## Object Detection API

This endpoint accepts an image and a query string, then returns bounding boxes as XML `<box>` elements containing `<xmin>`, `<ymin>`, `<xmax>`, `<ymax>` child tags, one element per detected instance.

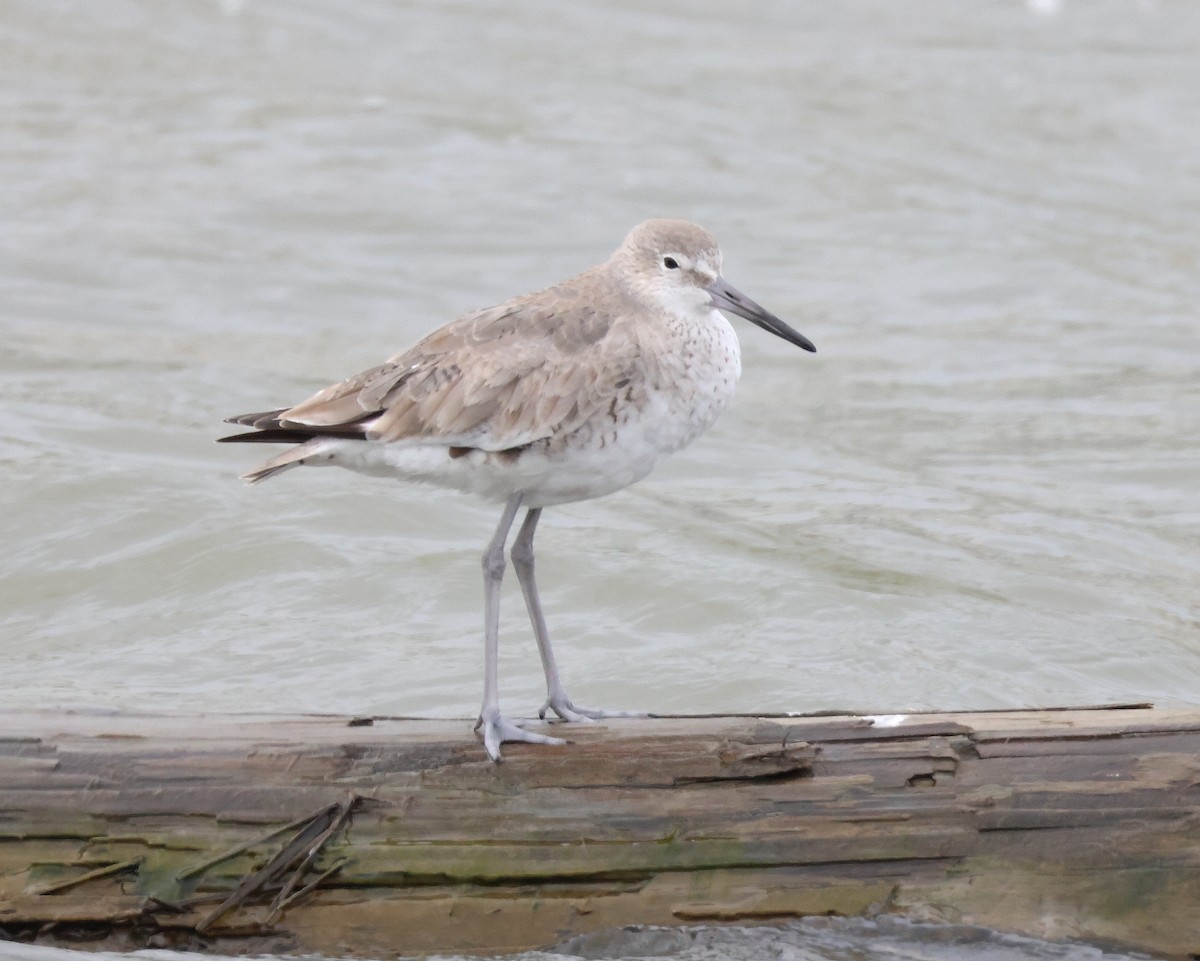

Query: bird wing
<box><xmin>278</xmin><ymin>281</ymin><xmax>643</xmax><ymax>451</ymax></box>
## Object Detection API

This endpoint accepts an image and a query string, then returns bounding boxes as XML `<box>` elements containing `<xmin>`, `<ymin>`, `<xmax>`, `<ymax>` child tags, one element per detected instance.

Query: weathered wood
<box><xmin>0</xmin><ymin>706</ymin><xmax>1197</xmax><ymax>958</ymax></box>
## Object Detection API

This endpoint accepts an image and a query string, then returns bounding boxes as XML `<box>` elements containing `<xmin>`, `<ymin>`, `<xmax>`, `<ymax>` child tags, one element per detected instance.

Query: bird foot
<box><xmin>475</xmin><ymin>710</ymin><xmax>567</xmax><ymax>762</ymax></box>
<box><xmin>538</xmin><ymin>695</ymin><xmax>646</xmax><ymax>724</ymax></box>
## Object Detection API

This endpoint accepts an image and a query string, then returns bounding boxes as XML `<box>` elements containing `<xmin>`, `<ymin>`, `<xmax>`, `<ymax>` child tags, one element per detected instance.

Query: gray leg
<box><xmin>511</xmin><ymin>507</ymin><xmax>643</xmax><ymax>723</ymax></box>
<box><xmin>476</xmin><ymin>493</ymin><xmax>566</xmax><ymax>762</ymax></box>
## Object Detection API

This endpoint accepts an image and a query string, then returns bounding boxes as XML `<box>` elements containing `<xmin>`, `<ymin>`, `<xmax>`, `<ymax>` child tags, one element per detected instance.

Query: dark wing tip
<box><xmin>218</xmin><ymin>429</ymin><xmax>315</xmax><ymax>444</ymax></box>
<box><xmin>225</xmin><ymin>408</ymin><xmax>290</xmax><ymax>429</ymax></box>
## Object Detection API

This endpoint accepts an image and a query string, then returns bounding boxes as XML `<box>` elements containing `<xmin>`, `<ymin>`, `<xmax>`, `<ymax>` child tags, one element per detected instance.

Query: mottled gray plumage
<box><xmin>220</xmin><ymin>219</ymin><xmax>815</xmax><ymax>760</ymax></box>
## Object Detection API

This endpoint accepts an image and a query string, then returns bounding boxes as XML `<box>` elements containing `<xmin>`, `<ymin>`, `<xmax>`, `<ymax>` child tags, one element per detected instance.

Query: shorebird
<box><xmin>220</xmin><ymin>219</ymin><xmax>815</xmax><ymax>761</ymax></box>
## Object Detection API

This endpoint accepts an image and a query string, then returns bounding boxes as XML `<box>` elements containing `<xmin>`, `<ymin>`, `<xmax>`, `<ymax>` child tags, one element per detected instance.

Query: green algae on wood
<box><xmin>0</xmin><ymin>707</ymin><xmax>1198</xmax><ymax>958</ymax></box>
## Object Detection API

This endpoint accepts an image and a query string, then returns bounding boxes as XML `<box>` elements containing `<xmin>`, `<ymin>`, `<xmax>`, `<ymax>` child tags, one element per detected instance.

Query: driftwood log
<box><xmin>0</xmin><ymin>705</ymin><xmax>1198</xmax><ymax>957</ymax></box>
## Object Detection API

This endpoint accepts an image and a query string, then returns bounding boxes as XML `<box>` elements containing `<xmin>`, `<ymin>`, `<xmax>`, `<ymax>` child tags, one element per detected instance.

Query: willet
<box><xmin>220</xmin><ymin>219</ymin><xmax>816</xmax><ymax>761</ymax></box>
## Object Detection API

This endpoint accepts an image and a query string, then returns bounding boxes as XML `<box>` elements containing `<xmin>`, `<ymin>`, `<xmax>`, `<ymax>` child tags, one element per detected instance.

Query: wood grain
<box><xmin>0</xmin><ymin>706</ymin><xmax>1197</xmax><ymax>957</ymax></box>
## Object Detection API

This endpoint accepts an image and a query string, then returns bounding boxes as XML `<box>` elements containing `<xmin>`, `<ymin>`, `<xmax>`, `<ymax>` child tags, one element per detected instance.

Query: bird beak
<box><xmin>706</xmin><ymin>277</ymin><xmax>816</xmax><ymax>353</ymax></box>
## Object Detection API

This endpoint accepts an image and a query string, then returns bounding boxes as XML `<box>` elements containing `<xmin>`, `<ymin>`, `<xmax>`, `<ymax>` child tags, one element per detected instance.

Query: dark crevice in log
<box><xmin>673</xmin><ymin>767</ymin><xmax>815</xmax><ymax>787</ymax></box>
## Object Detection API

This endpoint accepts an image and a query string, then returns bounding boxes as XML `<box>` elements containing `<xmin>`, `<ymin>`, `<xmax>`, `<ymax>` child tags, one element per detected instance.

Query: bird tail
<box><xmin>219</xmin><ymin>408</ymin><xmax>371</xmax><ymax>483</ymax></box>
<box><xmin>237</xmin><ymin>441</ymin><xmax>323</xmax><ymax>484</ymax></box>
<box><xmin>218</xmin><ymin>418</ymin><xmax>327</xmax><ymax>483</ymax></box>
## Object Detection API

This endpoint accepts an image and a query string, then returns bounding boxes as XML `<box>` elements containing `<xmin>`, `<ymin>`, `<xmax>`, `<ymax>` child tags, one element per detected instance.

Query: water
<box><xmin>1</xmin><ymin>0</ymin><xmax>1198</xmax><ymax>958</ymax></box>
<box><xmin>0</xmin><ymin>919</ymin><xmax>1156</xmax><ymax>961</ymax></box>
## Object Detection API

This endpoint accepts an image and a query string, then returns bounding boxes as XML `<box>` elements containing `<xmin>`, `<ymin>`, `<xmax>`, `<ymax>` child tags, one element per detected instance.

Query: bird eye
<box><xmin>662</xmin><ymin>257</ymin><xmax>679</xmax><ymax>270</ymax></box>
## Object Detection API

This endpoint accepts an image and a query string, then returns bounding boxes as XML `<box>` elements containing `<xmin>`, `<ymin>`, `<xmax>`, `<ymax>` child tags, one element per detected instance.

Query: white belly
<box><xmin>309</xmin><ymin>310</ymin><xmax>743</xmax><ymax>508</ymax></box>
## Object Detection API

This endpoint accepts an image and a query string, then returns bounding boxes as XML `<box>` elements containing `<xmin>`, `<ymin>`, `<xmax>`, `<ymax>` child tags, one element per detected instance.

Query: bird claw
<box><xmin>538</xmin><ymin>696</ymin><xmax>645</xmax><ymax>724</ymax></box>
<box><xmin>475</xmin><ymin>711</ymin><xmax>567</xmax><ymax>762</ymax></box>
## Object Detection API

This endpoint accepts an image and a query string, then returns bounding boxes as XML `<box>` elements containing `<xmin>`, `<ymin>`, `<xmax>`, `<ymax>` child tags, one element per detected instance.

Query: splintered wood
<box><xmin>0</xmin><ymin>707</ymin><xmax>1197</xmax><ymax>957</ymax></box>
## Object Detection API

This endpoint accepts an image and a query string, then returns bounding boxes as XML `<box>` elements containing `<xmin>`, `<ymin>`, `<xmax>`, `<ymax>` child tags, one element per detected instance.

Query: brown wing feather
<box><xmin>277</xmin><ymin>272</ymin><xmax>642</xmax><ymax>451</ymax></box>
<box><xmin>278</xmin><ymin>362</ymin><xmax>414</xmax><ymax>427</ymax></box>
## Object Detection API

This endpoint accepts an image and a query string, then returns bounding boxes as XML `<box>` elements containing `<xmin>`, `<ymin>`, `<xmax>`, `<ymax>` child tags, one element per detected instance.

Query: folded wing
<box><xmin>221</xmin><ymin>282</ymin><xmax>642</xmax><ymax>462</ymax></box>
